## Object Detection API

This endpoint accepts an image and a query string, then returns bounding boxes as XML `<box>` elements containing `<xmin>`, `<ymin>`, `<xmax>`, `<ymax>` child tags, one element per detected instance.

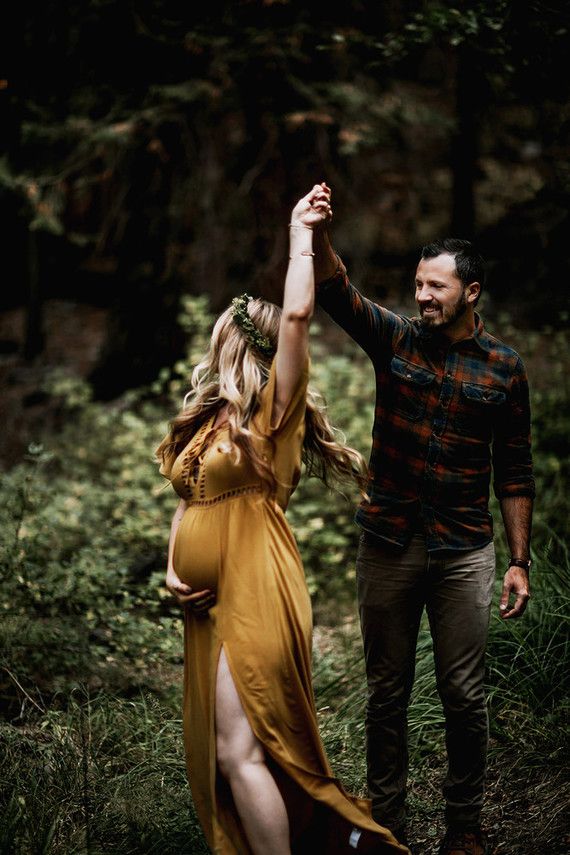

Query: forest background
<box><xmin>1</xmin><ymin>2</ymin><xmax>569</xmax><ymax>853</ymax></box>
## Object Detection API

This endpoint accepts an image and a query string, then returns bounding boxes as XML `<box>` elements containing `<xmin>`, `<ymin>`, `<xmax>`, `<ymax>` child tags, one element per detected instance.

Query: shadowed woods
<box><xmin>1</xmin><ymin>2</ymin><xmax>570</xmax><ymax>853</ymax></box>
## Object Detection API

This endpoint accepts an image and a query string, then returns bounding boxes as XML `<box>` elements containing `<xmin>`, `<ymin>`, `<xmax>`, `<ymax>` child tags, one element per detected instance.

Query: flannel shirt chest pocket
<box><xmin>389</xmin><ymin>355</ymin><xmax>436</xmax><ymax>421</ymax></box>
<box><xmin>454</xmin><ymin>381</ymin><xmax>506</xmax><ymax>441</ymax></box>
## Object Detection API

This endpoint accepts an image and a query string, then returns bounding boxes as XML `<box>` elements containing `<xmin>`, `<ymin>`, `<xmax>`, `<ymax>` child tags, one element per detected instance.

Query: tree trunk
<box><xmin>451</xmin><ymin>45</ymin><xmax>479</xmax><ymax>238</ymax></box>
<box><xmin>88</xmin><ymin>140</ymin><xmax>185</xmax><ymax>399</ymax></box>
<box><xmin>24</xmin><ymin>230</ymin><xmax>44</xmax><ymax>360</ymax></box>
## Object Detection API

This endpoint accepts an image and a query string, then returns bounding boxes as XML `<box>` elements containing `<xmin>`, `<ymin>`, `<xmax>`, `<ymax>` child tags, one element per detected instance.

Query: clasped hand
<box><xmin>290</xmin><ymin>182</ymin><xmax>332</xmax><ymax>228</ymax></box>
<box><xmin>165</xmin><ymin>568</ymin><xmax>216</xmax><ymax>618</ymax></box>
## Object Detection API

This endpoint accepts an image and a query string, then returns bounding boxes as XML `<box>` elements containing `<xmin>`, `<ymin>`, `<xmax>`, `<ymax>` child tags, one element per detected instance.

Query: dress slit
<box><xmin>212</xmin><ymin>640</ymin><xmax>270</xmax><ymax>854</ymax></box>
<box><xmin>213</xmin><ymin>640</ymin><xmax>315</xmax><ymax>854</ymax></box>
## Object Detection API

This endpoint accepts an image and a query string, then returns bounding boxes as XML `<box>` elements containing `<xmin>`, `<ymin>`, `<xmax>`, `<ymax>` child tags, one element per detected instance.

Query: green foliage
<box><xmin>0</xmin><ymin>690</ymin><xmax>208</xmax><ymax>854</ymax></box>
<box><xmin>288</xmin><ymin>331</ymin><xmax>375</xmax><ymax>611</ymax></box>
<box><xmin>312</xmin><ymin>552</ymin><xmax>570</xmax><ymax>764</ymax></box>
<box><xmin>0</xmin><ymin>405</ymin><xmax>185</xmax><ymax>699</ymax></box>
<box><xmin>0</xmin><ymin>298</ymin><xmax>568</xmax><ymax>852</ymax></box>
<box><xmin>10</xmin><ymin>0</ymin><xmax>569</xmax><ymax>250</ymax></box>
<box><xmin>373</xmin><ymin>1</ymin><xmax>509</xmax><ymax>59</ymax></box>
<box><xmin>1</xmin><ymin>301</ymin><xmax>568</xmax><ymax>692</ymax></box>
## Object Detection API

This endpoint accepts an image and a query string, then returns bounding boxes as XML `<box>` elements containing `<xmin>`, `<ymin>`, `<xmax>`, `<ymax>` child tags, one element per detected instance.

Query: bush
<box><xmin>0</xmin><ymin>690</ymin><xmax>207</xmax><ymax>854</ymax></box>
<box><xmin>0</xmin><ymin>297</ymin><xmax>568</xmax><ymax>853</ymax></box>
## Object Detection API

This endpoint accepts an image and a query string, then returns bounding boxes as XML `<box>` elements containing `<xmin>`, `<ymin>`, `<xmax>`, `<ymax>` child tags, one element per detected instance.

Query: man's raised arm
<box><xmin>312</xmin><ymin>202</ymin><xmax>404</xmax><ymax>358</ymax></box>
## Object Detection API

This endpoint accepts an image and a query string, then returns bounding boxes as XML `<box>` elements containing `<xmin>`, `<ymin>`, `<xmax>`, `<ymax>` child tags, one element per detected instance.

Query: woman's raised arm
<box><xmin>271</xmin><ymin>183</ymin><xmax>332</xmax><ymax>426</ymax></box>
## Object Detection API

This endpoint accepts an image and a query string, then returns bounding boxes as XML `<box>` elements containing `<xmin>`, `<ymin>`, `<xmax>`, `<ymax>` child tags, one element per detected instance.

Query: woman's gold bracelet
<box><xmin>289</xmin><ymin>251</ymin><xmax>315</xmax><ymax>259</ymax></box>
<box><xmin>288</xmin><ymin>223</ymin><xmax>314</xmax><ymax>230</ymax></box>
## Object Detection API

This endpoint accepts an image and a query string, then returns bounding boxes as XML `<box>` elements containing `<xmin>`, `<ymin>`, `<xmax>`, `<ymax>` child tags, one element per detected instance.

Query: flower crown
<box><xmin>231</xmin><ymin>293</ymin><xmax>276</xmax><ymax>357</ymax></box>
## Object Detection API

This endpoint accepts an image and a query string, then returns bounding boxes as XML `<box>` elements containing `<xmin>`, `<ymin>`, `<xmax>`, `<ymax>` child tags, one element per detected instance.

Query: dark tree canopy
<box><xmin>3</xmin><ymin>0</ymin><xmax>570</xmax><ymax>395</ymax></box>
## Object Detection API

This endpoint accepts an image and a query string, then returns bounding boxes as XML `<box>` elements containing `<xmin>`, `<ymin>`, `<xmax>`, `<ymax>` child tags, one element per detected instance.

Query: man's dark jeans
<box><xmin>356</xmin><ymin>531</ymin><xmax>496</xmax><ymax>831</ymax></box>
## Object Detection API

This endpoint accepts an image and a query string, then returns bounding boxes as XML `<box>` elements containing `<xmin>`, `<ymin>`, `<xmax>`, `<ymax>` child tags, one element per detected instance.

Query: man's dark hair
<box><xmin>420</xmin><ymin>238</ymin><xmax>486</xmax><ymax>306</ymax></box>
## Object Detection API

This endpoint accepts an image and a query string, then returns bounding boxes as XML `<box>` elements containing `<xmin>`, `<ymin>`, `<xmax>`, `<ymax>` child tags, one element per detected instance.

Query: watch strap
<box><xmin>509</xmin><ymin>557</ymin><xmax>532</xmax><ymax>571</ymax></box>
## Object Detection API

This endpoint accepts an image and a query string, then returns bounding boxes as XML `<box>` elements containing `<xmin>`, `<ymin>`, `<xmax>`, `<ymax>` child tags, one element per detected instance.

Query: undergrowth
<box><xmin>1</xmin><ymin>297</ymin><xmax>568</xmax><ymax>853</ymax></box>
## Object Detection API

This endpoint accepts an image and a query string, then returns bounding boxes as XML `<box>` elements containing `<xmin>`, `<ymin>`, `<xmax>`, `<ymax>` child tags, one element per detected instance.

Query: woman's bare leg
<box><xmin>215</xmin><ymin>647</ymin><xmax>291</xmax><ymax>855</ymax></box>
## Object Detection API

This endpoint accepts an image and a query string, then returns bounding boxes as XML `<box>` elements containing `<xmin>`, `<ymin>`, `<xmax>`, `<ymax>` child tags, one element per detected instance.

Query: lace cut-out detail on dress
<box><xmin>186</xmin><ymin>484</ymin><xmax>263</xmax><ymax>507</ymax></box>
<box><xmin>181</xmin><ymin>417</ymin><xmax>216</xmax><ymax>499</ymax></box>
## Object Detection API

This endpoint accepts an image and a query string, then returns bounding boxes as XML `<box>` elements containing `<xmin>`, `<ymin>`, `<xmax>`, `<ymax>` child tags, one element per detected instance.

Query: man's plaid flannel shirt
<box><xmin>317</xmin><ymin>262</ymin><xmax>535</xmax><ymax>554</ymax></box>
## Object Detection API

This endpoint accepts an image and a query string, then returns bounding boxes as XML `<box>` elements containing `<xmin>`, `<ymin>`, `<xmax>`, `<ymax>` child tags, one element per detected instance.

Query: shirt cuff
<box><xmin>316</xmin><ymin>253</ymin><xmax>347</xmax><ymax>291</ymax></box>
<box><xmin>494</xmin><ymin>480</ymin><xmax>536</xmax><ymax>500</ymax></box>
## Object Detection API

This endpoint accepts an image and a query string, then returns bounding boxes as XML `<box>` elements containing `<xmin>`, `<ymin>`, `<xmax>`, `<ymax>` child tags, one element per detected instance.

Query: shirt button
<box><xmin>406</xmin><ymin>373</ymin><xmax>412</xmax><ymax>379</ymax></box>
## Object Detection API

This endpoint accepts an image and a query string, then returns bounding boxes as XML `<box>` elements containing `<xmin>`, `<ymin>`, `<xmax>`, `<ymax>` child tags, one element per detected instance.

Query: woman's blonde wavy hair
<box><xmin>155</xmin><ymin>297</ymin><xmax>368</xmax><ymax>495</ymax></box>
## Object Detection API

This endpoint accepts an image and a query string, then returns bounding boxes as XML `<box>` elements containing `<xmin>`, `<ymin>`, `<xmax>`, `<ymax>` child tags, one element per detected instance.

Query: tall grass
<box><xmin>313</xmin><ymin>548</ymin><xmax>569</xmax><ymax>765</ymax></box>
<box><xmin>1</xmin><ymin>306</ymin><xmax>568</xmax><ymax>852</ymax></box>
<box><xmin>0</xmin><ymin>689</ymin><xmax>208</xmax><ymax>855</ymax></box>
<box><xmin>311</xmin><ymin>548</ymin><xmax>569</xmax><ymax>853</ymax></box>
<box><xmin>4</xmin><ymin>549</ymin><xmax>563</xmax><ymax>854</ymax></box>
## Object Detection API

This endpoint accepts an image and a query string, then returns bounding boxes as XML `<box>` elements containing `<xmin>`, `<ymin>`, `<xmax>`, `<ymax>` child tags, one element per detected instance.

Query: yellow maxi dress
<box><xmin>158</xmin><ymin>356</ymin><xmax>407</xmax><ymax>855</ymax></box>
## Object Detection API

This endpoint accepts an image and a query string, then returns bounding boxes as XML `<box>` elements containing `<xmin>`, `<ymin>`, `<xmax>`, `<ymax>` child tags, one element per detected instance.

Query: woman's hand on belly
<box><xmin>165</xmin><ymin>567</ymin><xmax>216</xmax><ymax>618</ymax></box>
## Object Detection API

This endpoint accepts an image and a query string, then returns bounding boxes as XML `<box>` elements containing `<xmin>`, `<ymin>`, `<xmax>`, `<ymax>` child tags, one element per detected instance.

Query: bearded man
<box><xmin>314</xmin><ymin>234</ymin><xmax>535</xmax><ymax>855</ymax></box>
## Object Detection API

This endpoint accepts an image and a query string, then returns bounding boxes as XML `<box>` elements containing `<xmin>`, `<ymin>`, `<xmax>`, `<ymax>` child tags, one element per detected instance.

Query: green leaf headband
<box><xmin>231</xmin><ymin>293</ymin><xmax>276</xmax><ymax>358</ymax></box>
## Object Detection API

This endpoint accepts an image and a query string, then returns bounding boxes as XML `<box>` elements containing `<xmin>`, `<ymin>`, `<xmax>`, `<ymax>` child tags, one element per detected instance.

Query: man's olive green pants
<box><xmin>356</xmin><ymin>530</ymin><xmax>496</xmax><ymax>831</ymax></box>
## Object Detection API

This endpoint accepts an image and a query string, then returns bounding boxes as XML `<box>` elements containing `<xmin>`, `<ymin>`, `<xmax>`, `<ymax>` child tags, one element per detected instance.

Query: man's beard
<box><xmin>419</xmin><ymin>291</ymin><xmax>469</xmax><ymax>331</ymax></box>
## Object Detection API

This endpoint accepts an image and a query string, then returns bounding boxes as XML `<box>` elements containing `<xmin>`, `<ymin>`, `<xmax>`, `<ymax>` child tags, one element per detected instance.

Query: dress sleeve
<box><xmin>254</xmin><ymin>353</ymin><xmax>310</xmax><ymax>438</ymax></box>
<box><xmin>155</xmin><ymin>434</ymin><xmax>177</xmax><ymax>480</ymax></box>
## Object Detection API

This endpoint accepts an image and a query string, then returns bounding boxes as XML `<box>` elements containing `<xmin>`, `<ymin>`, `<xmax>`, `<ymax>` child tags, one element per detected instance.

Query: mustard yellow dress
<box><xmin>158</xmin><ymin>357</ymin><xmax>406</xmax><ymax>855</ymax></box>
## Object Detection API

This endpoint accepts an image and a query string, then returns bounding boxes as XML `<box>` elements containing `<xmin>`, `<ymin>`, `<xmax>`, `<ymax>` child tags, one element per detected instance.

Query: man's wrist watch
<box><xmin>509</xmin><ymin>557</ymin><xmax>532</xmax><ymax>572</ymax></box>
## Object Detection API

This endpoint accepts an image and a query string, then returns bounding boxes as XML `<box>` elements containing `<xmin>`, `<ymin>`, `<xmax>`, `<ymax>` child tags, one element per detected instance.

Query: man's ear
<box><xmin>466</xmin><ymin>281</ymin><xmax>481</xmax><ymax>304</ymax></box>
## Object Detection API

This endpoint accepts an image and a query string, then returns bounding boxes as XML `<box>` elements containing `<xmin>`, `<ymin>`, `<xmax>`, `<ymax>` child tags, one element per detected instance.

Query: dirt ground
<box><xmin>405</xmin><ymin>749</ymin><xmax>568</xmax><ymax>854</ymax></box>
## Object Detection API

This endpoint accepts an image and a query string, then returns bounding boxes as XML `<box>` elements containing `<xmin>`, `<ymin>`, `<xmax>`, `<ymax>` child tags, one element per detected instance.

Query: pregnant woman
<box><xmin>155</xmin><ymin>184</ymin><xmax>407</xmax><ymax>855</ymax></box>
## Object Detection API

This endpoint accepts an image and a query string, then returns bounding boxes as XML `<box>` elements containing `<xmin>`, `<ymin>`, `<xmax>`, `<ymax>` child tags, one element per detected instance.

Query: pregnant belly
<box><xmin>173</xmin><ymin>509</ymin><xmax>220</xmax><ymax>592</ymax></box>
